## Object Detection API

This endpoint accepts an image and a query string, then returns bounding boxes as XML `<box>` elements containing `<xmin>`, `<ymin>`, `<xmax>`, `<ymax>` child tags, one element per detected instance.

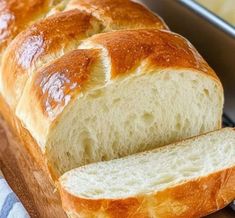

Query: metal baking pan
<box><xmin>139</xmin><ymin>0</ymin><xmax>235</xmax><ymax>123</ymax></box>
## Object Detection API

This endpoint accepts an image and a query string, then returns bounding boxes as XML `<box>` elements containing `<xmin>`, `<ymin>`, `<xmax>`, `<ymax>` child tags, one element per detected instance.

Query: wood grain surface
<box><xmin>0</xmin><ymin>117</ymin><xmax>234</xmax><ymax>218</ymax></box>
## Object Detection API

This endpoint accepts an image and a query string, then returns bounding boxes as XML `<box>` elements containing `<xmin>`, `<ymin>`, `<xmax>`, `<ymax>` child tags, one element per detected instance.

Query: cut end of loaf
<box><xmin>59</xmin><ymin>128</ymin><xmax>235</xmax><ymax>218</ymax></box>
<box><xmin>47</xmin><ymin>68</ymin><xmax>223</xmax><ymax>175</ymax></box>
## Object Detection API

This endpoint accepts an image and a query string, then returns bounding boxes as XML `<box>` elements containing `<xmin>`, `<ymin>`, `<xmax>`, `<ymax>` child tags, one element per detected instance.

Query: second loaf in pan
<box><xmin>0</xmin><ymin>0</ymin><xmax>223</xmax><ymax>180</ymax></box>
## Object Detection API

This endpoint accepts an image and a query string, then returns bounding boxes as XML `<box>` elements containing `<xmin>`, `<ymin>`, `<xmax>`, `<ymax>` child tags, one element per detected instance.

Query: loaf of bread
<box><xmin>0</xmin><ymin>0</ymin><xmax>223</xmax><ymax>179</ymax></box>
<box><xmin>59</xmin><ymin>128</ymin><xmax>235</xmax><ymax>218</ymax></box>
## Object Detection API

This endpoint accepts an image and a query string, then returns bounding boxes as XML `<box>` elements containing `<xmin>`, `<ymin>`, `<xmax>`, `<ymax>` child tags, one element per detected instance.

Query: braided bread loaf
<box><xmin>0</xmin><ymin>0</ymin><xmax>223</xmax><ymax>179</ymax></box>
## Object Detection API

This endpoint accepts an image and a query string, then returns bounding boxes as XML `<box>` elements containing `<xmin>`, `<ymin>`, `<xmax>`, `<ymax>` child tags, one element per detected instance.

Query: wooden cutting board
<box><xmin>0</xmin><ymin>118</ymin><xmax>234</xmax><ymax>218</ymax></box>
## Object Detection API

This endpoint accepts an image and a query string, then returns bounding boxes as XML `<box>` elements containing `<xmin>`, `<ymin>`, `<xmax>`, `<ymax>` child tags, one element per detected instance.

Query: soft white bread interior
<box><xmin>59</xmin><ymin>128</ymin><xmax>235</xmax><ymax>218</ymax></box>
<box><xmin>15</xmin><ymin>29</ymin><xmax>223</xmax><ymax>177</ymax></box>
<box><xmin>44</xmin><ymin>68</ymin><xmax>222</xmax><ymax>176</ymax></box>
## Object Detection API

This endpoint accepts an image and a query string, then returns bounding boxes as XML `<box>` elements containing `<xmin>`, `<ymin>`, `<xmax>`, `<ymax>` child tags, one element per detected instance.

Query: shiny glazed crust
<box><xmin>1</xmin><ymin>9</ymin><xmax>102</xmax><ymax>108</ymax></box>
<box><xmin>0</xmin><ymin>0</ymin><xmax>61</xmax><ymax>55</ymax></box>
<box><xmin>85</xmin><ymin>29</ymin><xmax>219</xmax><ymax>79</ymax></box>
<box><xmin>59</xmin><ymin>165</ymin><xmax>235</xmax><ymax>218</ymax></box>
<box><xmin>66</xmin><ymin>0</ymin><xmax>168</xmax><ymax>31</ymax></box>
<box><xmin>0</xmin><ymin>0</ymin><xmax>167</xmax><ymax>109</ymax></box>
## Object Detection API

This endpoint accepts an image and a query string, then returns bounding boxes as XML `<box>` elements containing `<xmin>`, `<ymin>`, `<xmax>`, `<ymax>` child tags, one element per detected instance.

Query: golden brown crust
<box><xmin>66</xmin><ymin>0</ymin><xmax>168</xmax><ymax>31</ymax></box>
<box><xmin>1</xmin><ymin>9</ymin><xmax>101</xmax><ymax>108</ymax></box>
<box><xmin>0</xmin><ymin>0</ymin><xmax>168</xmax><ymax>110</ymax></box>
<box><xmin>59</xmin><ymin>166</ymin><xmax>235</xmax><ymax>218</ymax></box>
<box><xmin>31</xmin><ymin>49</ymin><xmax>101</xmax><ymax>120</ymax></box>
<box><xmin>0</xmin><ymin>0</ymin><xmax>60</xmax><ymax>54</ymax></box>
<box><xmin>86</xmin><ymin>29</ymin><xmax>220</xmax><ymax>81</ymax></box>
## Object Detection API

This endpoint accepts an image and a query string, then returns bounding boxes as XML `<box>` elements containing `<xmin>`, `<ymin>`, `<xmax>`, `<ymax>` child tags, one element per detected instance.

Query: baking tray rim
<box><xmin>178</xmin><ymin>0</ymin><xmax>235</xmax><ymax>38</ymax></box>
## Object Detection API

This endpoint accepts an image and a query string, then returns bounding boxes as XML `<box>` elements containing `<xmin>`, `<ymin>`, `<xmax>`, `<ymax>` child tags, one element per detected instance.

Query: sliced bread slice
<box><xmin>59</xmin><ymin>128</ymin><xmax>235</xmax><ymax>218</ymax></box>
